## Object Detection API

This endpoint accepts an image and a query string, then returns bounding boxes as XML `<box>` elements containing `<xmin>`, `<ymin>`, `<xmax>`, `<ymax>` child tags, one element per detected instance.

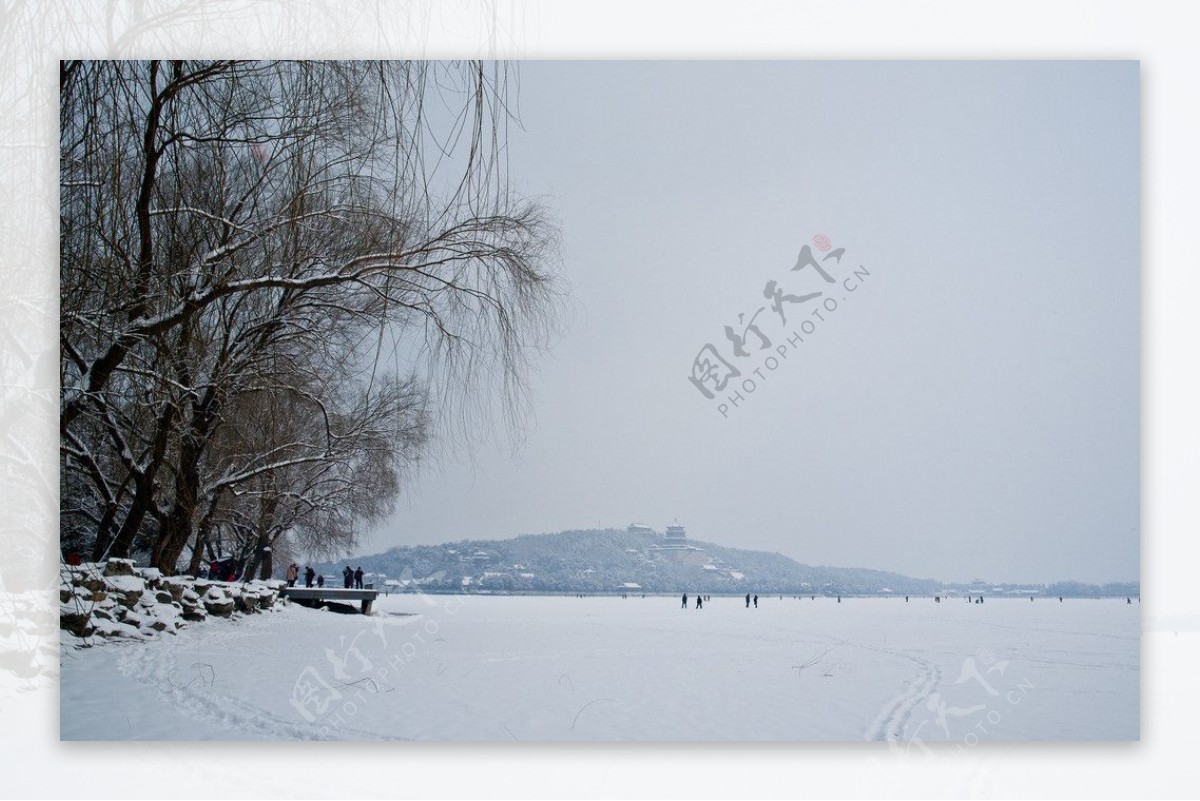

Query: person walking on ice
<box><xmin>682</xmin><ymin>592</ymin><xmax>688</xmax><ymax>609</ymax></box>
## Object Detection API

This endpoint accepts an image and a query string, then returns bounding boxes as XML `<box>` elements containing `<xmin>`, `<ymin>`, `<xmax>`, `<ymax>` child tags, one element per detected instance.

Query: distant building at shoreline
<box><xmin>627</xmin><ymin>521</ymin><xmax>689</xmax><ymax>545</ymax></box>
<box><xmin>637</xmin><ymin>520</ymin><xmax>707</xmax><ymax>566</ymax></box>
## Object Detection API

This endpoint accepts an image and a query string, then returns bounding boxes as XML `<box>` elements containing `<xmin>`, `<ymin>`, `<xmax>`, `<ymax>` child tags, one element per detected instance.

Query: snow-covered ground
<box><xmin>59</xmin><ymin>594</ymin><xmax>1138</xmax><ymax>741</ymax></box>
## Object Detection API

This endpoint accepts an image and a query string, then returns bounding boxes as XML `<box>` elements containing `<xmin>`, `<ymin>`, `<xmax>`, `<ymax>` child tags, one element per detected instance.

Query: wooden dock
<box><xmin>279</xmin><ymin>586</ymin><xmax>379</xmax><ymax>615</ymax></box>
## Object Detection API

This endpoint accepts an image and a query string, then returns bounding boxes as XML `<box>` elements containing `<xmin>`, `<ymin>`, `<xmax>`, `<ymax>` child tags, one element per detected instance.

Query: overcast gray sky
<box><xmin>368</xmin><ymin>61</ymin><xmax>1139</xmax><ymax>585</ymax></box>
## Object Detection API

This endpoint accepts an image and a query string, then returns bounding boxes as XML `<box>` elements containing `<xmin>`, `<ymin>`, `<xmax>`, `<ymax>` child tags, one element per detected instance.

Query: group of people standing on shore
<box><xmin>342</xmin><ymin>565</ymin><xmax>364</xmax><ymax>589</ymax></box>
<box><xmin>285</xmin><ymin>563</ymin><xmax>323</xmax><ymax>588</ymax></box>
<box><xmin>280</xmin><ymin>563</ymin><xmax>371</xmax><ymax>589</ymax></box>
<box><xmin>284</xmin><ymin>563</ymin><xmax>363</xmax><ymax>589</ymax></box>
<box><xmin>681</xmin><ymin>593</ymin><xmax>761</xmax><ymax>609</ymax></box>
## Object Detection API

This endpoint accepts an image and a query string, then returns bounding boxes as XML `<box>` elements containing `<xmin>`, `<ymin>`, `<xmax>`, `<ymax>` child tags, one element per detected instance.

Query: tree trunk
<box><xmin>259</xmin><ymin>543</ymin><xmax>273</xmax><ymax>581</ymax></box>
<box><xmin>186</xmin><ymin>529</ymin><xmax>207</xmax><ymax>577</ymax></box>
<box><xmin>153</xmin><ymin>389</ymin><xmax>218</xmax><ymax>574</ymax></box>
<box><xmin>108</xmin><ymin>475</ymin><xmax>156</xmax><ymax>559</ymax></box>
<box><xmin>90</xmin><ymin>501</ymin><xmax>120</xmax><ymax>562</ymax></box>
<box><xmin>104</xmin><ymin>400</ymin><xmax>176</xmax><ymax>559</ymax></box>
<box><xmin>187</xmin><ymin>489</ymin><xmax>224</xmax><ymax>576</ymax></box>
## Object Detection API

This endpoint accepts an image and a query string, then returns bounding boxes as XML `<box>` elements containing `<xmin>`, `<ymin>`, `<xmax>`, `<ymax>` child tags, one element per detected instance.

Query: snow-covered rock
<box><xmin>123</xmin><ymin>609</ymin><xmax>171</xmax><ymax>632</ymax></box>
<box><xmin>160</xmin><ymin>577</ymin><xmax>187</xmax><ymax>602</ymax></box>
<box><xmin>104</xmin><ymin>575</ymin><xmax>146</xmax><ymax>608</ymax></box>
<box><xmin>203</xmin><ymin>587</ymin><xmax>235</xmax><ymax>617</ymax></box>
<box><xmin>71</xmin><ymin>568</ymin><xmax>106</xmax><ymax>594</ymax></box>
<box><xmin>102</xmin><ymin>558</ymin><xmax>136</xmax><ymax>577</ymax></box>
<box><xmin>134</xmin><ymin>566</ymin><xmax>163</xmax><ymax>586</ymax></box>
<box><xmin>232</xmin><ymin>582</ymin><xmax>279</xmax><ymax>613</ymax></box>
<box><xmin>152</xmin><ymin>603</ymin><xmax>183</xmax><ymax>630</ymax></box>
<box><xmin>59</xmin><ymin>602</ymin><xmax>94</xmax><ymax>638</ymax></box>
<box><xmin>179</xmin><ymin>587</ymin><xmax>206</xmax><ymax>621</ymax></box>
<box><xmin>92</xmin><ymin>617</ymin><xmax>142</xmax><ymax>639</ymax></box>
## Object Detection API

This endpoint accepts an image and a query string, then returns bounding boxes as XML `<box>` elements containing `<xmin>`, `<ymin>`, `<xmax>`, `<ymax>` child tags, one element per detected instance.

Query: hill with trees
<box><xmin>318</xmin><ymin>528</ymin><xmax>1139</xmax><ymax>598</ymax></box>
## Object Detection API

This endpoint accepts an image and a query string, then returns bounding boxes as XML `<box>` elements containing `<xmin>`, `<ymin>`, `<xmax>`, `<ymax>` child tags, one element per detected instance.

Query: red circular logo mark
<box><xmin>813</xmin><ymin>234</ymin><xmax>832</xmax><ymax>252</ymax></box>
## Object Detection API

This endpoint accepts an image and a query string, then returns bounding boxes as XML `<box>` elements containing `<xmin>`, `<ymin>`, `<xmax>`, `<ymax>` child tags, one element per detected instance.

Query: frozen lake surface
<box><xmin>60</xmin><ymin>594</ymin><xmax>1138</xmax><ymax>741</ymax></box>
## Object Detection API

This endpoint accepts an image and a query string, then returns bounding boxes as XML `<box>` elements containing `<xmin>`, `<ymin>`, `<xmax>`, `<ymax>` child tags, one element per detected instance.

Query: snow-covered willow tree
<box><xmin>60</xmin><ymin>60</ymin><xmax>559</xmax><ymax>575</ymax></box>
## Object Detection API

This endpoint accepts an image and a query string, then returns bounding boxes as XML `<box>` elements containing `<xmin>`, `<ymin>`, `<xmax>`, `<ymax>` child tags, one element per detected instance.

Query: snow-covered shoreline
<box><xmin>59</xmin><ymin>558</ymin><xmax>285</xmax><ymax>649</ymax></box>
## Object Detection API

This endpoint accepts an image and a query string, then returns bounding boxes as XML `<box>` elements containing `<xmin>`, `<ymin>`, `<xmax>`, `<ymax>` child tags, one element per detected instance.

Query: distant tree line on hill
<box><xmin>315</xmin><ymin>528</ymin><xmax>1140</xmax><ymax>597</ymax></box>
